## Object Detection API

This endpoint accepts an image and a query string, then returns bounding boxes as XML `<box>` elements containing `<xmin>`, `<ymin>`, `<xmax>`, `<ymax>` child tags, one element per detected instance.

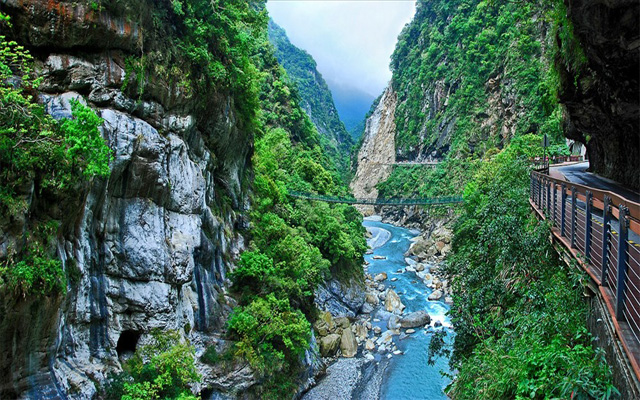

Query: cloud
<box><xmin>267</xmin><ymin>0</ymin><xmax>416</xmax><ymax>98</ymax></box>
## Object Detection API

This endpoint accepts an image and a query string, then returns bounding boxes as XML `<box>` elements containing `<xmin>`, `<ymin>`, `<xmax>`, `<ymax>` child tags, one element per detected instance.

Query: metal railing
<box><xmin>287</xmin><ymin>191</ymin><xmax>464</xmax><ymax>206</ymax></box>
<box><xmin>530</xmin><ymin>171</ymin><xmax>640</xmax><ymax>374</ymax></box>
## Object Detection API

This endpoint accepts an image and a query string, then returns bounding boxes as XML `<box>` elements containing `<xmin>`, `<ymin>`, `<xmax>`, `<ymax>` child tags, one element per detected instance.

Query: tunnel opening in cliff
<box><xmin>116</xmin><ymin>330</ymin><xmax>141</xmax><ymax>357</ymax></box>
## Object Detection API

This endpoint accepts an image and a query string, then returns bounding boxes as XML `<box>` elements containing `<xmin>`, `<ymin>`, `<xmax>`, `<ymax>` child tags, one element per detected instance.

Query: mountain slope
<box><xmin>268</xmin><ymin>20</ymin><xmax>353</xmax><ymax>174</ymax></box>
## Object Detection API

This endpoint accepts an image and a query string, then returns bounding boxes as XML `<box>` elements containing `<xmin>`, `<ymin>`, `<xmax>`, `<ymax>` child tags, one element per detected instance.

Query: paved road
<box><xmin>552</xmin><ymin>162</ymin><xmax>640</xmax><ymax>203</ymax></box>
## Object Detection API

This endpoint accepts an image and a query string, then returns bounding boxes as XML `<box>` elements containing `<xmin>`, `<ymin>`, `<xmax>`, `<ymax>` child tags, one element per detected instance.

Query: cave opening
<box><xmin>116</xmin><ymin>330</ymin><xmax>141</xmax><ymax>357</ymax></box>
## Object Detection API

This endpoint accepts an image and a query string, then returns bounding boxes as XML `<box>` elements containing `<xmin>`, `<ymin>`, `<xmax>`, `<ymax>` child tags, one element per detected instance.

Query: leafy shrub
<box><xmin>227</xmin><ymin>294</ymin><xmax>310</xmax><ymax>374</ymax></box>
<box><xmin>5</xmin><ymin>252</ymin><xmax>65</xmax><ymax>296</ymax></box>
<box><xmin>0</xmin><ymin>12</ymin><xmax>112</xmax><ymax>298</ymax></box>
<box><xmin>105</xmin><ymin>330</ymin><xmax>199</xmax><ymax>400</ymax></box>
<box><xmin>60</xmin><ymin>99</ymin><xmax>111</xmax><ymax>178</ymax></box>
<box><xmin>200</xmin><ymin>345</ymin><xmax>219</xmax><ymax>365</ymax></box>
<box><xmin>1</xmin><ymin>221</ymin><xmax>66</xmax><ymax>296</ymax></box>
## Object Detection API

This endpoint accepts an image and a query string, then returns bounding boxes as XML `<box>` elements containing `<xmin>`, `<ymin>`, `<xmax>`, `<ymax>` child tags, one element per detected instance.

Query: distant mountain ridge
<box><xmin>326</xmin><ymin>79</ymin><xmax>376</xmax><ymax>140</ymax></box>
<box><xmin>268</xmin><ymin>19</ymin><xmax>354</xmax><ymax>172</ymax></box>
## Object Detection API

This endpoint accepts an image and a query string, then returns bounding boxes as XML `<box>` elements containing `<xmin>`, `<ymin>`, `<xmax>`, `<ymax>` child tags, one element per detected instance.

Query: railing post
<box><xmin>552</xmin><ymin>183</ymin><xmax>557</xmax><ymax>226</ymax></box>
<box><xmin>585</xmin><ymin>191</ymin><xmax>593</xmax><ymax>261</ymax></box>
<box><xmin>540</xmin><ymin>177</ymin><xmax>547</xmax><ymax>212</ymax></box>
<box><xmin>615</xmin><ymin>205</ymin><xmax>630</xmax><ymax>320</ymax></box>
<box><xmin>541</xmin><ymin>178</ymin><xmax>544</xmax><ymax>210</ymax></box>
<box><xmin>601</xmin><ymin>196</ymin><xmax>611</xmax><ymax>284</ymax></box>
<box><xmin>561</xmin><ymin>183</ymin><xmax>567</xmax><ymax>237</ymax></box>
<box><xmin>536</xmin><ymin>174</ymin><xmax>540</xmax><ymax>207</ymax></box>
<box><xmin>544</xmin><ymin>179</ymin><xmax>548</xmax><ymax>212</ymax></box>
<box><xmin>570</xmin><ymin>186</ymin><xmax>577</xmax><ymax>248</ymax></box>
<box><xmin>546</xmin><ymin>180</ymin><xmax>551</xmax><ymax>213</ymax></box>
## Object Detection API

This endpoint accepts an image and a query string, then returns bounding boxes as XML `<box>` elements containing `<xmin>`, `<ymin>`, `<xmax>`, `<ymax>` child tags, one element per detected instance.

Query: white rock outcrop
<box><xmin>350</xmin><ymin>87</ymin><xmax>398</xmax><ymax>215</ymax></box>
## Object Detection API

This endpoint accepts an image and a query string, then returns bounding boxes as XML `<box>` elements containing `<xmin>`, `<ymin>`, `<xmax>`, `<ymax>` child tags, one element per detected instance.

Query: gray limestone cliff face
<box><xmin>0</xmin><ymin>3</ymin><xmax>253</xmax><ymax>398</ymax></box>
<box><xmin>350</xmin><ymin>87</ymin><xmax>397</xmax><ymax>215</ymax></box>
<box><xmin>559</xmin><ymin>0</ymin><xmax>639</xmax><ymax>190</ymax></box>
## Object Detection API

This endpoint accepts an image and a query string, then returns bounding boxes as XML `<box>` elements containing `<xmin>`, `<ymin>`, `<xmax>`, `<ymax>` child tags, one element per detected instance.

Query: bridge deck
<box><xmin>287</xmin><ymin>191</ymin><xmax>463</xmax><ymax>206</ymax></box>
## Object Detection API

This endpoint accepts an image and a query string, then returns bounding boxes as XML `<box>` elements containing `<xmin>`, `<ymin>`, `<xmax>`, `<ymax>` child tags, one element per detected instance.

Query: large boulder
<box><xmin>313</xmin><ymin>320</ymin><xmax>331</xmax><ymax>337</ymax></box>
<box><xmin>355</xmin><ymin>323</ymin><xmax>368</xmax><ymax>341</ymax></box>
<box><xmin>399</xmin><ymin>311</ymin><xmax>431</xmax><ymax>328</ymax></box>
<box><xmin>365</xmin><ymin>293</ymin><xmax>380</xmax><ymax>305</ymax></box>
<box><xmin>340</xmin><ymin>328</ymin><xmax>358</xmax><ymax>358</ymax></box>
<box><xmin>315</xmin><ymin>279</ymin><xmax>366</xmax><ymax>318</ymax></box>
<box><xmin>313</xmin><ymin>311</ymin><xmax>335</xmax><ymax>337</ymax></box>
<box><xmin>319</xmin><ymin>334</ymin><xmax>341</xmax><ymax>357</ymax></box>
<box><xmin>385</xmin><ymin>289</ymin><xmax>405</xmax><ymax>314</ymax></box>
<box><xmin>334</xmin><ymin>317</ymin><xmax>351</xmax><ymax>330</ymax></box>
<box><xmin>360</xmin><ymin>302</ymin><xmax>374</xmax><ymax>314</ymax></box>
<box><xmin>387</xmin><ymin>314</ymin><xmax>401</xmax><ymax>330</ymax></box>
<box><xmin>428</xmin><ymin>290</ymin><xmax>443</xmax><ymax>301</ymax></box>
<box><xmin>432</xmin><ymin>226</ymin><xmax>452</xmax><ymax>244</ymax></box>
<box><xmin>374</xmin><ymin>272</ymin><xmax>388</xmax><ymax>282</ymax></box>
<box><xmin>365</xmin><ymin>339</ymin><xmax>375</xmax><ymax>351</ymax></box>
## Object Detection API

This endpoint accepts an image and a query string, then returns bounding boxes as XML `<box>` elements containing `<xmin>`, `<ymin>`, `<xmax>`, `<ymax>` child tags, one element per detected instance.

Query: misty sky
<box><xmin>266</xmin><ymin>1</ymin><xmax>416</xmax><ymax>98</ymax></box>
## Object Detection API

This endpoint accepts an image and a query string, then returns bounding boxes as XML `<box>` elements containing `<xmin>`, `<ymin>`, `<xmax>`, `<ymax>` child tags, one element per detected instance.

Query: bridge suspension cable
<box><xmin>287</xmin><ymin>191</ymin><xmax>463</xmax><ymax>206</ymax></box>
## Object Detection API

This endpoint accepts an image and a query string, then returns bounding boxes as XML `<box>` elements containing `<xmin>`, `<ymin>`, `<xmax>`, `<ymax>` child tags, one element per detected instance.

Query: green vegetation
<box><xmin>268</xmin><ymin>20</ymin><xmax>354</xmax><ymax>178</ymax></box>
<box><xmin>227</xmin><ymin>116</ymin><xmax>366</xmax><ymax>397</ymax></box>
<box><xmin>105</xmin><ymin>330</ymin><xmax>199</xmax><ymax>400</ymax></box>
<box><xmin>0</xmin><ymin>13</ymin><xmax>111</xmax><ymax>297</ymax></box>
<box><xmin>391</xmin><ymin>0</ymin><xmax>564</xmax><ymax>158</ymax></box>
<box><xmin>86</xmin><ymin>0</ymin><xmax>265</xmax><ymax>129</ymax></box>
<box><xmin>200</xmin><ymin>344</ymin><xmax>233</xmax><ymax>366</ymax></box>
<box><xmin>427</xmin><ymin>142</ymin><xmax>615</xmax><ymax>398</ymax></box>
<box><xmin>222</xmin><ymin>14</ymin><xmax>367</xmax><ymax>395</ymax></box>
<box><xmin>372</xmin><ymin>0</ymin><xmax>616</xmax><ymax>396</ymax></box>
<box><xmin>1</xmin><ymin>221</ymin><xmax>66</xmax><ymax>296</ymax></box>
<box><xmin>378</xmin><ymin>0</ymin><xmax>574</xmax><ymax>202</ymax></box>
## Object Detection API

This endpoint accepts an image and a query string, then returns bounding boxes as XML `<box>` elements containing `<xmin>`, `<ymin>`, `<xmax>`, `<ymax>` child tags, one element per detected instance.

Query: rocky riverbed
<box><xmin>302</xmin><ymin>217</ymin><xmax>454</xmax><ymax>399</ymax></box>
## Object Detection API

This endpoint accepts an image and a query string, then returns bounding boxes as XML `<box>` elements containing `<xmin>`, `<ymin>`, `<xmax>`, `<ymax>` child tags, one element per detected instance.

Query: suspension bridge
<box><xmin>287</xmin><ymin>191</ymin><xmax>463</xmax><ymax>206</ymax></box>
<box><xmin>368</xmin><ymin>161</ymin><xmax>441</xmax><ymax>167</ymax></box>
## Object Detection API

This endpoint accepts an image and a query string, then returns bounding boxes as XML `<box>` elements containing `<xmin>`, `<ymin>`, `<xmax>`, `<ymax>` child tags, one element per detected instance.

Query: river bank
<box><xmin>301</xmin><ymin>217</ymin><xmax>454</xmax><ymax>399</ymax></box>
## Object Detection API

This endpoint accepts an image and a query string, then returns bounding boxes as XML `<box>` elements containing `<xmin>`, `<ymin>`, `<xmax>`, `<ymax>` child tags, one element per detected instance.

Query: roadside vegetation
<box><xmin>430</xmin><ymin>141</ymin><xmax>616</xmax><ymax>398</ymax></box>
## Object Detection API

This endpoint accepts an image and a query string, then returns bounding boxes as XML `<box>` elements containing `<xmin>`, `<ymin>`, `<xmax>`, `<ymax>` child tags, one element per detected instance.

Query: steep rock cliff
<box><xmin>390</xmin><ymin>0</ymin><xmax>557</xmax><ymax>162</ymax></box>
<box><xmin>0</xmin><ymin>1</ymin><xmax>252</xmax><ymax>397</ymax></box>
<box><xmin>350</xmin><ymin>87</ymin><xmax>397</xmax><ymax>215</ymax></box>
<box><xmin>558</xmin><ymin>0</ymin><xmax>639</xmax><ymax>189</ymax></box>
